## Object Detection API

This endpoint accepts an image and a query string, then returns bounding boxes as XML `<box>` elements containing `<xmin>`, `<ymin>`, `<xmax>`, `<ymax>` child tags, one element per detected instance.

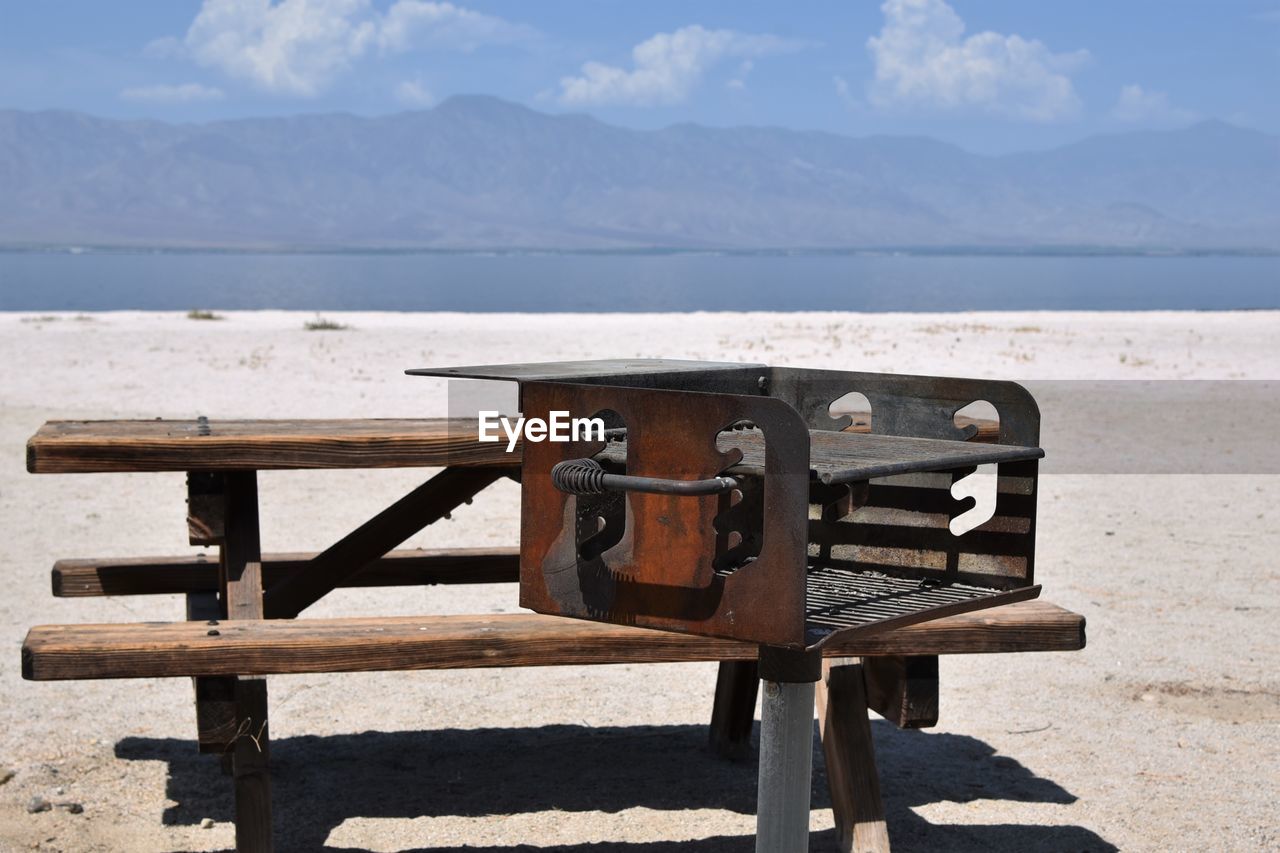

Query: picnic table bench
<box><xmin>22</xmin><ymin>418</ymin><xmax>1085</xmax><ymax>853</ymax></box>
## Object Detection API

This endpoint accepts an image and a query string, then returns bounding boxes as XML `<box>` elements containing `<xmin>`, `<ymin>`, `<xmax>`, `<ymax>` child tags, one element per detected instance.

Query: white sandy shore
<box><xmin>1</xmin><ymin>310</ymin><xmax>1278</xmax><ymax>852</ymax></box>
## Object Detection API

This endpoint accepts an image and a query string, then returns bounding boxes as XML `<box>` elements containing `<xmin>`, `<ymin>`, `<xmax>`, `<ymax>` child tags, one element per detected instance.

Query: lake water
<box><xmin>1</xmin><ymin>251</ymin><xmax>1277</xmax><ymax>312</ymax></box>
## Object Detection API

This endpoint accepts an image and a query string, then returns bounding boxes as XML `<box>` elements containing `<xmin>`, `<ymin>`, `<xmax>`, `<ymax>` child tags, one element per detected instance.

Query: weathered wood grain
<box><xmin>194</xmin><ymin>675</ymin><xmax>239</xmax><ymax>754</ymax></box>
<box><xmin>218</xmin><ymin>474</ymin><xmax>275</xmax><ymax>852</ymax></box>
<box><xmin>52</xmin><ymin>548</ymin><xmax>521</xmax><ymax>597</ymax></box>
<box><xmin>817</xmin><ymin>658</ymin><xmax>891</xmax><ymax>853</ymax></box>
<box><xmin>232</xmin><ymin>677</ymin><xmax>272</xmax><ymax>853</ymax></box>
<box><xmin>222</xmin><ymin>471</ymin><xmax>263</xmax><ymax>622</ymax></box>
<box><xmin>187</xmin><ymin>592</ymin><xmax>238</xmax><ymax>755</ymax></box>
<box><xmin>186</xmin><ymin>472</ymin><xmax>226</xmax><ymax>546</ymax></box>
<box><xmin>708</xmin><ymin>660</ymin><xmax>759</xmax><ymax>760</ymax></box>
<box><xmin>862</xmin><ymin>655</ymin><xmax>940</xmax><ymax>729</ymax></box>
<box><xmin>26</xmin><ymin>418</ymin><xmax>518</xmax><ymax>473</ymax></box>
<box><xmin>22</xmin><ymin>600</ymin><xmax>1084</xmax><ymax>681</ymax></box>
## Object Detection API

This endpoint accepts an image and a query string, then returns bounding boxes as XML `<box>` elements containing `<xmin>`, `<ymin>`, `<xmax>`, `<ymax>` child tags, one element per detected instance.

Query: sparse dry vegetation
<box><xmin>304</xmin><ymin>316</ymin><xmax>350</xmax><ymax>331</ymax></box>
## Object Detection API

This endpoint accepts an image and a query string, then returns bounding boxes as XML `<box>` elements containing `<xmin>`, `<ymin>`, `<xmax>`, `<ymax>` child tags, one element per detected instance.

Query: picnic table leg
<box><xmin>186</xmin><ymin>473</ymin><xmax>239</xmax><ymax>771</ymax></box>
<box><xmin>709</xmin><ymin>660</ymin><xmax>759</xmax><ymax>759</ymax></box>
<box><xmin>816</xmin><ymin>658</ymin><xmax>891</xmax><ymax>853</ymax></box>
<box><xmin>187</xmin><ymin>591</ymin><xmax>237</xmax><ymax>772</ymax></box>
<box><xmin>862</xmin><ymin>655</ymin><xmax>939</xmax><ymax>730</ymax></box>
<box><xmin>233</xmin><ymin>677</ymin><xmax>272</xmax><ymax>853</ymax></box>
<box><xmin>221</xmin><ymin>471</ymin><xmax>273</xmax><ymax>853</ymax></box>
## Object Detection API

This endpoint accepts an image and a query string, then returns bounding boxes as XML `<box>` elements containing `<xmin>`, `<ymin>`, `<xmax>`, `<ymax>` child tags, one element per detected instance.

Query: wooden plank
<box><xmin>708</xmin><ymin>660</ymin><xmax>759</xmax><ymax>760</ymax></box>
<box><xmin>264</xmin><ymin>467</ymin><xmax>505</xmax><ymax>618</ymax></box>
<box><xmin>862</xmin><ymin>655</ymin><xmax>939</xmax><ymax>729</ymax></box>
<box><xmin>21</xmin><ymin>600</ymin><xmax>1085</xmax><ymax>681</ymax></box>
<box><xmin>26</xmin><ymin>418</ymin><xmax>516</xmax><ymax>474</ymax></box>
<box><xmin>52</xmin><ymin>547</ymin><xmax>521</xmax><ymax>597</ymax></box>
<box><xmin>816</xmin><ymin>659</ymin><xmax>891</xmax><ymax>853</ymax></box>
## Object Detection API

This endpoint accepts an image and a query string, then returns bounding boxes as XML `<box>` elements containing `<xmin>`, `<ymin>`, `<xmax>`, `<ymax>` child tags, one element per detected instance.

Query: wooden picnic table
<box><xmin>22</xmin><ymin>417</ymin><xmax>1084</xmax><ymax>853</ymax></box>
<box><xmin>31</xmin><ymin>418</ymin><xmax>517</xmax><ymax>618</ymax></box>
<box><xmin>27</xmin><ymin>418</ymin><xmax>512</xmax><ymax>472</ymax></box>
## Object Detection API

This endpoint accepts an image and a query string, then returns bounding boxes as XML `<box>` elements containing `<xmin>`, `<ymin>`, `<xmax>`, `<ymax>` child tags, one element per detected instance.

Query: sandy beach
<box><xmin>1</xmin><ymin>309</ymin><xmax>1277</xmax><ymax>852</ymax></box>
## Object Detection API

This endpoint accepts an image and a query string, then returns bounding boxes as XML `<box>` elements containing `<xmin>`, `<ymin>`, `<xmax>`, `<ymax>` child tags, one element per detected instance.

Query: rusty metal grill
<box><xmin>410</xmin><ymin>358</ymin><xmax>1058</xmax><ymax>850</ymax></box>
<box><xmin>411</xmin><ymin>359</ymin><xmax>1046</xmax><ymax>651</ymax></box>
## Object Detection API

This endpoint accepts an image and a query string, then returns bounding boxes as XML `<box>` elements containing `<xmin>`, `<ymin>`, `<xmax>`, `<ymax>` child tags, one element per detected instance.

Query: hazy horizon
<box><xmin>4</xmin><ymin>96</ymin><xmax>1277</xmax><ymax>252</ymax></box>
<box><xmin>3</xmin><ymin>95</ymin><xmax>1256</xmax><ymax>159</ymax></box>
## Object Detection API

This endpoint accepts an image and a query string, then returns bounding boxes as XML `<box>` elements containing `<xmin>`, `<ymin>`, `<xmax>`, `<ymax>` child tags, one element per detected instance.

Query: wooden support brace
<box><xmin>264</xmin><ymin>466</ymin><xmax>504</xmax><ymax>619</ymax></box>
<box><xmin>862</xmin><ymin>655</ymin><xmax>939</xmax><ymax>729</ymax></box>
<box><xmin>708</xmin><ymin>660</ymin><xmax>759</xmax><ymax>760</ymax></box>
<box><xmin>816</xmin><ymin>658</ymin><xmax>891</xmax><ymax>853</ymax></box>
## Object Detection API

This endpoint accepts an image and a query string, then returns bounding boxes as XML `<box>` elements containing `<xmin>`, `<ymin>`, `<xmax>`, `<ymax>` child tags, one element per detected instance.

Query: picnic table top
<box><xmin>27</xmin><ymin>415</ymin><xmax>1003</xmax><ymax>475</ymax></box>
<box><xmin>26</xmin><ymin>418</ymin><xmax>513</xmax><ymax>474</ymax></box>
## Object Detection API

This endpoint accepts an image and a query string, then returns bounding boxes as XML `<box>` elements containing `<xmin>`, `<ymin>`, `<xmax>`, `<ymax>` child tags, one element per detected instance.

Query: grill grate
<box><xmin>801</xmin><ymin>563</ymin><xmax>1039</xmax><ymax>643</ymax></box>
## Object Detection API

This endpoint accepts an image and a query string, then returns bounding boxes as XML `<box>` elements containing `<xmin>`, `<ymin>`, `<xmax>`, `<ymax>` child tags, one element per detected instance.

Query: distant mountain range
<box><xmin>1</xmin><ymin>95</ymin><xmax>1277</xmax><ymax>250</ymax></box>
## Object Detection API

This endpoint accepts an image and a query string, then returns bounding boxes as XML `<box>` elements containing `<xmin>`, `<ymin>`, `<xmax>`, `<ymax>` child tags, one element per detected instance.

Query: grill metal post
<box><xmin>756</xmin><ymin>646</ymin><xmax>821</xmax><ymax>853</ymax></box>
<box><xmin>757</xmin><ymin>679</ymin><xmax>815</xmax><ymax>852</ymax></box>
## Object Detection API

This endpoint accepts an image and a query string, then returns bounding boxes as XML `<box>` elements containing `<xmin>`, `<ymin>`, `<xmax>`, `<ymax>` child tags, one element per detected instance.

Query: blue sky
<box><xmin>3</xmin><ymin>0</ymin><xmax>1278</xmax><ymax>152</ymax></box>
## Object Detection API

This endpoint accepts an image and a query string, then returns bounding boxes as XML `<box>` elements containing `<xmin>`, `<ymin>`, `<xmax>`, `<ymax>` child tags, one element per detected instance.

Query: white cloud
<box><xmin>1112</xmin><ymin>84</ymin><xmax>1196</xmax><ymax>124</ymax></box>
<box><xmin>175</xmin><ymin>0</ymin><xmax>530</xmax><ymax>97</ymax></box>
<box><xmin>558</xmin><ymin>25</ymin><xmax>807</xmax><ymax>106</ymax></box>
<box><xmin>377</xmin><ymin>0</ymin><xmax>531</xmax><ymax>53</ymax></box>
<box><xmin>119</xmin><ymin>82</ymin><xmax>226</xmax><ymax>102</ymax></box>
<box><xmin>181</xmin><ymin>0</ymin><xmax>374</xmax><ymax>96</ymax></box>
<box><xmin>395</xmin><ymin>78</ymin><xmax>434</xmax><ymax>106</ymax></box>
<box><xmin>866</xmin><ymin>0</ymin><xmax>1089</xmax><ymax>122</ymax></box>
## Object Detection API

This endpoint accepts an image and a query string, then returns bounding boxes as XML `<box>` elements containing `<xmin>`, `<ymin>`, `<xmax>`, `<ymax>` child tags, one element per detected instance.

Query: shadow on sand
<box><xmin>117</xmin><ymin>720</ymin><xmax>1115</xmax><ymax>852</ymax></box>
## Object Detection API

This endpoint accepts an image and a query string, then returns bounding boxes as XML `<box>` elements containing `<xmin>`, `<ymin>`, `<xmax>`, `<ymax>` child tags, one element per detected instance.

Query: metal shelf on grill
<box><xmin>596</xmin><ymin>427</ymin><xmax>1042</xmax><ymax>485</ymax></box>
<box><xmin>802</xmin><ymin>564</ymin><xmax>1041</xmax><ymax>645</ymax></box>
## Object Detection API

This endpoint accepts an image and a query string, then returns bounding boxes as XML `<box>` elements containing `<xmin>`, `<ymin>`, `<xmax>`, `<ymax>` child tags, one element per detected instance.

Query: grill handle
<box><xmin>551</xmin><ymin>458</ymin><xmax>739</xmax><ymax>497</ymax></box>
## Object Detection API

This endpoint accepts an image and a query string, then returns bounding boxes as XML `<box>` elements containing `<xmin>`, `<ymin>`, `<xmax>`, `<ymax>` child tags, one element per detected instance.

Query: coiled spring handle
<box><xmin>551</xmin><ymin>458</ymin><xmax>739</xmax><ymax>497</ymax></box>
